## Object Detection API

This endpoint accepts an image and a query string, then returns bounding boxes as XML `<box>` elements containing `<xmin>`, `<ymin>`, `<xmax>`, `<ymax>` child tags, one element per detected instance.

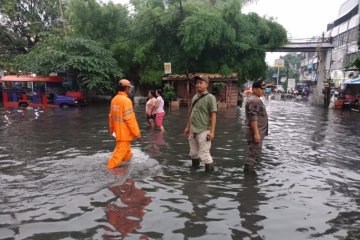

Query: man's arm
<box><xmin>209</xmin><ymin>111</ymin><xmax>216</xmax><ymax>140</ymax></box>
<box><xmin>250</xmin><ymin>120</ymin><xmax>260</xmax><ymax>144</ymax></box>
<box><xmin>184</xmin><ymin>116</ymin><xmax>191</xmax><ymax>137</ymax></box>
<box><xmin>123</xmin><ymin>99</ymin><xmax>141</xmax><ymax>139</ymax></box>
<box><xmin>108</xmin><ymin>101</ymin><xmax>114</xmax><ymax>134</ymax></box>
<box><xmin>184</xmin><ymin>96</ymin><xmax>196</xmax><ymax>137</ymax></box>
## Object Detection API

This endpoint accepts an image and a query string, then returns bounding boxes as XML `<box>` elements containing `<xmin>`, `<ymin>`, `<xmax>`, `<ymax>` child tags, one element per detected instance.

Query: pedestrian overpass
<box><xmin>269</xmin><ymin>37</ymin><xmax>334</xmax><ymax>106</ymax></box>
<box><xmin>273</xmin><ymin>37</ymin><xmax>333</xmax><ymax>52</ymax></box>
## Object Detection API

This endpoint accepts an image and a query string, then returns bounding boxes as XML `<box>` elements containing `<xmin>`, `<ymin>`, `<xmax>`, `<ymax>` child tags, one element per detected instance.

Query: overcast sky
<box><xmin>242</xmin><ymin>0</ymin><xmax>345</xmax><ymax>65</ymax></box>
<box><xmin>106</xmin><ymin>0</ymin><xmax>346</xmax><ymax>65</ymax></box>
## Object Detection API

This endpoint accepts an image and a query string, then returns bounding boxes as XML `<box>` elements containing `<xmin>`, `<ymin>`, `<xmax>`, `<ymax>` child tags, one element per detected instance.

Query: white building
<box><xmin>326</xmin><ymin>0</ymin><xmax>360</xmax><ymax>87</ymax></box>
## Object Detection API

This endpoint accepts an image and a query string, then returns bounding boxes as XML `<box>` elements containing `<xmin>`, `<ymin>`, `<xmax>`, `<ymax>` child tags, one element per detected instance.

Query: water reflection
<box><xmin>143</xmin><ymin>131</ymin><xmax>166</xmax><ymax>158</ymax></box>
<box><xmin>104</xmin><ymin>166</ymin><xmax>152</xmax><ymax>239</ymax></box>
<box><xmin>233</xmin><ymin>175</ymin><xmax>267</xmax><ymax>239</ymax></box>
<box><xmin>178</xmin><ymin>174</ymin><xmax>210</xmax><ymax>238</ymax></box>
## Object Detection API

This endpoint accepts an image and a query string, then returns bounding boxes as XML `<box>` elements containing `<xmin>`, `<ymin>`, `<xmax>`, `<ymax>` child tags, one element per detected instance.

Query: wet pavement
<box><xmin>0</xmin><ymin>99</ymin><xmax>359</xmax><ymax>240</ymax></box>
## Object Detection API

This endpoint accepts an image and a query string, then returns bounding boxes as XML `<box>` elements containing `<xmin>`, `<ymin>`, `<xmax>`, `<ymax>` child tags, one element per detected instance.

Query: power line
<box><xmin>199</xmin><ymin>0</ymin><xmax>221</xmax><ymax>12</ymax></box>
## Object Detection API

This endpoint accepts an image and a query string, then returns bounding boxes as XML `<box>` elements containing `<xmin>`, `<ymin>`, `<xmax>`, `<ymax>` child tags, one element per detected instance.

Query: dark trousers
<box><xmin>244</xmin><ymin>139</ymin><xmax>263</xmax><ymax>166</ymax></box>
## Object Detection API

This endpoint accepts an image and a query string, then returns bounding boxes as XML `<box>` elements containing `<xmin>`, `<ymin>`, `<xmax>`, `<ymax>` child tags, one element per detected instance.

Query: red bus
<box><xmin>0</xmin><ymin>75</ymin><xmax>86</xmax><ymax>108</ymax></box>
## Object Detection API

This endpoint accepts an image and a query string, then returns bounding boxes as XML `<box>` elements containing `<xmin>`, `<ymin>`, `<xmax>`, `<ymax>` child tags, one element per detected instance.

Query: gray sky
<box><xmin>242</xmin><ymin>0</ymin><xmax>345</xmax><ymax>65</ymax></box>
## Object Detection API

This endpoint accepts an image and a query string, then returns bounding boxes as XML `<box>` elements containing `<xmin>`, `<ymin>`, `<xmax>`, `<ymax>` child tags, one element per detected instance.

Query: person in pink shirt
<box><xmin>145</xmin><ymin>90</ymin><xmax>156</xmax><ymax>129</ymax></box>
<box><xmin>152</xmin><ymin>89</ymin><xmax>165</xmax><ymax>132</ymax></box>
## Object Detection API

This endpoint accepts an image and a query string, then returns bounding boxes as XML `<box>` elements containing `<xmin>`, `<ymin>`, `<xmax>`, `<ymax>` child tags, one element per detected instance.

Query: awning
<box><xmin>0</xmin><ymin>75</ymin><xmax>63</xmax><ymax>83</ymax></box>
<box><xmin>350</xmin><ymin>77</ymin><xmax>360</xmax><ymax>83</ymax></box>
<box><xmin>343</xmin><ymin>77</ymin><xmax>360</xmax><ymax>84</ymax></box>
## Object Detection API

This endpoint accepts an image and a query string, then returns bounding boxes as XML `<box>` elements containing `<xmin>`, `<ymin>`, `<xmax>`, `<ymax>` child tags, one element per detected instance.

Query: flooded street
<box><xmin>0</xmin><ymin>99</ymin><xmax>359</xmax><ymax>240</ymax></box>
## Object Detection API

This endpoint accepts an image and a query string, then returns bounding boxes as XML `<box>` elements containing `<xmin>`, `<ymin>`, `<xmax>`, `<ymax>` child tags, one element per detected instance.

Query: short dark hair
<box><xmin>252</xmin><ymin>80</ymin><xmax>265</xmax><ymax>89</ymax></box>
<box><xmin>149</xmin><ymin>90</ymin><xmax>156</xmax><ymax>97</ymax></box>
<box><xmin>156</xmin><ymin>89</ymin><xmax>163</xmax><ymax>97</ymax></box>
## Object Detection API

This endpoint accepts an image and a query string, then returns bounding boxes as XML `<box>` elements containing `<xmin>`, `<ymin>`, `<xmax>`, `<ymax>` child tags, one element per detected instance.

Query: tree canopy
<box><xmin>0</xmin><ymin>0</ymin><xmax>64</xmax><ymax>68</ymax></box>
<box><xmin>1</xmin><ymin>0</ymin><xmax>288</xmax><ymax>92</ymax></box>
<box><xmin>127</xmin><ymin>0</ymin><xmax>287</xmax><ymax>84</ymax></box>
<box><xmin>15</xmin><ymin>36</ymin><xmax>123</xmax><ymax>92</ymax></box>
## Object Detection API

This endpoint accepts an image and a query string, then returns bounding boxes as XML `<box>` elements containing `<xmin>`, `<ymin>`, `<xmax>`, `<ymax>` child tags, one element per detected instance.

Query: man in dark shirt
<box><xmin>244</xmin><ymin>80</ymin><xmax>269</xmax><ymax>174</ymax></box>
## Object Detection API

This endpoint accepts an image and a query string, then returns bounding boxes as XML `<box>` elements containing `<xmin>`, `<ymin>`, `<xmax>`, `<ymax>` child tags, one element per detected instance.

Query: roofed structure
<box><xmin>162</xmin><ymin>73</ymin><xmax>239</xmax><ymax>108</ymax></box>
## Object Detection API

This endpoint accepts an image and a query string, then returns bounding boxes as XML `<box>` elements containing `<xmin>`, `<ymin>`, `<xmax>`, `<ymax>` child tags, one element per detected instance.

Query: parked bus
<box><xmin>0</xmin><ymin>75</ymin><xmax>86</xmax><ymax>108</ymax></box>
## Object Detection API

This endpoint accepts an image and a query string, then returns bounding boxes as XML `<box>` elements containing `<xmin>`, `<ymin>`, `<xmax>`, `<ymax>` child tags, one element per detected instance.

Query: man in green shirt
<box><xmin>184</xmin><ymin>75</ymin><xmax>217</xmax><ymax>172</ymax></box>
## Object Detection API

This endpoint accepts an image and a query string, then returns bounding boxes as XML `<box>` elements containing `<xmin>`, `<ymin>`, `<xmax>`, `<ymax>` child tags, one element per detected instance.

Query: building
<box><xmin>298</xmin><ymin>0</ymin><xmax>360</xmax><ymax>88</ymax></box>
<box><xmin>162</xmin><ymin>73</ymin><xmax>239</xmax><ymax>108</ymax></box>
<box><xmin>326</xmin><ymin>0</ymin><xmax>360</xmax><ymax>87</ymax></box>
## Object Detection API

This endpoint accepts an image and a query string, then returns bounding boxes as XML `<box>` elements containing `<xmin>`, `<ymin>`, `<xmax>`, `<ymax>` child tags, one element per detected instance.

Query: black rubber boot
<box><xmin>205</xmin><ymin>163</ymin><xmax>214</xmax><ymax>172</ymax></box>
<box><xmin>191</xmin><ymin>159</ymin><xmax>200</xmax><ymax>167</ymax></box>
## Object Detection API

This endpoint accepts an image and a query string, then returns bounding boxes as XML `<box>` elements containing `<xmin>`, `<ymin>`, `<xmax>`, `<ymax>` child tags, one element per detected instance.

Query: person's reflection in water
<box><xmin>232</xmin><ymin>175</ymin><xmax>267</xmax><ymax>239</ymax></box>
<box><xmin>144</xmin><ymin>131</ymin><xmax>165</xmax><ymax>158</ymax></box>
<box><xmin>175</xmin><ymin>174</ymin><xmax>210</xmax><ymax>238</ymax></box>
<box><xmin>104</xmin><ymin>166</ymin><xmax>152</xmax><ymax>239</ymax></box>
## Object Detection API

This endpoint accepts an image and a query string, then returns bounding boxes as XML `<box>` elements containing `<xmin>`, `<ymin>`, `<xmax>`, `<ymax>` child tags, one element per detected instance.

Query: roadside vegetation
<box><xmin>0</xmin><ymin>0</ymin><xmax>288</xmax><ymax>94</ymax></box>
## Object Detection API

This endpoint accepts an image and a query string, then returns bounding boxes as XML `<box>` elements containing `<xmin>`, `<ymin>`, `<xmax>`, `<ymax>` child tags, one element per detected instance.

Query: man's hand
<box><xmin>184</xmin><ymin>127</ymin><xmax>190</xmax><ymax>137</ymax></box>
<box><xmin>209</xmin><ymin>132</ymin><xmax>215</xmax><ymax>141</ymax></box>
<box><xmin>135</xmin><ymin>135</ymin><xmax>142</xmax><ymax>141</ymax></box>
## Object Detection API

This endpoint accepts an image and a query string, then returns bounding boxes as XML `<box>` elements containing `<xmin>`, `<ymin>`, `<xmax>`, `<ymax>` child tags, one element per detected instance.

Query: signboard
<box><xmin>164</xmin><ymin>62</ymin><xmax>172</xmax><ymax>74</ymax></box>
<box><xmin>274</xmin><ymin>59</ymin><xmax>285</xmax><ymax>68</ymax></box>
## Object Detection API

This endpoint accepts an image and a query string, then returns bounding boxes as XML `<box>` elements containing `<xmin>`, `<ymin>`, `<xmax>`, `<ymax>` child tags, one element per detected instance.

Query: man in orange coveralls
<box><xmin>107</xmin><ymin>79</ymin><xmax>141</xmax><ymax>169</ymax></box>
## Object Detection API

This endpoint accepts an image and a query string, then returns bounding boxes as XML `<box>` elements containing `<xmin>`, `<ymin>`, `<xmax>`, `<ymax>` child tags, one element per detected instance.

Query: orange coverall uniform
<box><xmin>107</xmin><ymin>91</ymin><xmax>140</xmax><ymax>169</ymax></box>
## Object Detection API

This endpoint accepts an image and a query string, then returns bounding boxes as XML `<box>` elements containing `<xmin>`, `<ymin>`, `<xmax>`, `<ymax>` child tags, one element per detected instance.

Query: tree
<box><xmin>163</xmin><ymin>83</ymin><xmax>176</xmax><ymax>110</ymax></box>
<box><xmin>128</xmin><ymin>0</ymin><xmax>287</xmax><ymax>86</ymax></box>
<box><xmin>65</xmin><ymin>0</ymin><xmax>135</xmax><ymax>82</ymax></box>
<box><xmin>266</xmin><ymin>53</ymin><xmax>300</xmax><ymax>84</ymax></box>
<box><xmin>66</xmin><ymin>0</ymin><xmax>130</xmax><ymax>48</ymax></box>
<box><xmin>0</xmin><ymin>0</ymin><xmax>64</xmax><ymax>67</ymax></box>
<box><xmin>2</xmin><ymin>0</ymin><xmax>288</xmax><ymax>94</ymax></box>
<box><xmin>15</xmin><ymin>36</ymin><xmax>123</xmax><ymax>93</ymax></box>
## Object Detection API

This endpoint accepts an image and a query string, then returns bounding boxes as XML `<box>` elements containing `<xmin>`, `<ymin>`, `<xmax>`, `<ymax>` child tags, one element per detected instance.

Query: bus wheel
<box><xmin>60</xmin><ymin>103</ymin><xmax>69</xmax><ymax>109</ymax></box>
<box><xmin>19</xmin><ymin>102</ymin><xmax>28</xmax><ymax>108</ymax></box>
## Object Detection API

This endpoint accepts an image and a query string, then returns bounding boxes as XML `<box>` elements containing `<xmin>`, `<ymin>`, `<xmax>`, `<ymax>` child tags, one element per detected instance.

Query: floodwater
<box><xmin>0</xmin><ymin>99</ymin><xmax>359</xmax><ymax>240</ymax></box>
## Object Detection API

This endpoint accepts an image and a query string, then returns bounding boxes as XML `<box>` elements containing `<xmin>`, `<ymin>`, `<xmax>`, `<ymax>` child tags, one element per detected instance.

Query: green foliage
<box><xmin>163</xmin><ymin>83</ymin><xmax>176</xmax><ymax>103</ymax></box>
<box><xmin>15</xmin><ymin>36</ymin><xmax>122</xmax><ymax>92</ymax></box>
<box><xmin>138</xmin><ymin>68</ymin><xmax>163</xmax><ymax>86</ymax></box>
<box><xmin>0</xmin><ymin>0</ymin><xmax>64</xmax><ymax>65</ymax></box>
<box><xmin>1</xmin><ymin>0</ymin><xmax>289</xmax><ymax>92</ymax></box>
<box><xmin>212</xmin><ymin>82</ymin><xmax>226</xmax><ymax>96</ymax></box>
<box><xmin>66</xmin><ymin>0</ymin><xmax>130</xmax><ymax>48</ymax></box>
<box><xmin>266</xmin><ymin>53</ymin><xmax>300</xmax><ymax>83</ymax></box>
<box><xmin>219</xmin><ymin>64</ymin><xmax>233</xmax><ymax>76</ymax></box>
